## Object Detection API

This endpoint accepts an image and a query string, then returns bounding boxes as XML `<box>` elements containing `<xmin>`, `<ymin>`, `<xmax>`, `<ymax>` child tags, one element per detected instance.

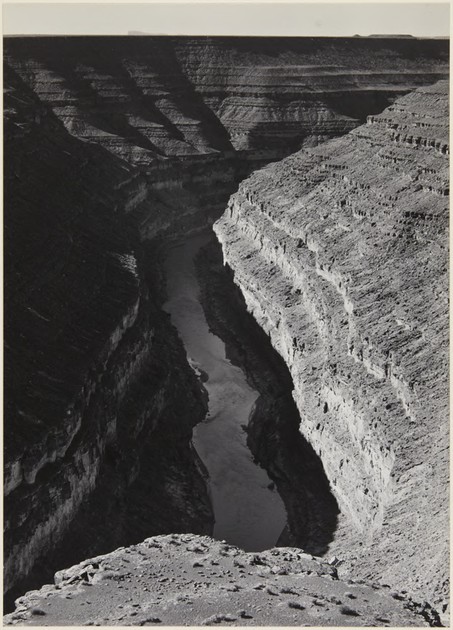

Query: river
<box><xmin>163</xmin><ymin>232</ymin><xmax>287</xmax><ymax>551</ymax></box>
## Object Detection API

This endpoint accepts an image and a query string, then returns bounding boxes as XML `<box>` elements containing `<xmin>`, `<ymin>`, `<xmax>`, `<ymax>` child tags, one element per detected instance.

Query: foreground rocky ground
<box><xmin>4</xmin><ymin>534</ymin><xmax>440</xmax><ymax>627</ymax></box>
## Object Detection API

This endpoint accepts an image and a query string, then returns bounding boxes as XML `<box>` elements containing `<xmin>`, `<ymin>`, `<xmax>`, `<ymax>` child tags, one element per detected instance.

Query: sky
<box><xmin>2</xmin><ymin>2</ymin><xmax>450</xmax><ymax>38</ymax></box>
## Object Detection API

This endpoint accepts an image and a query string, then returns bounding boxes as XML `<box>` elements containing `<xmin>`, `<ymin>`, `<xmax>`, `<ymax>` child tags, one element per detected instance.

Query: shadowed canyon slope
<box><xmin>4</xmin><ymin>60</ymin><xmax>214</xmax><ymax>606</ymax></box>
<box><xmin>215</xmin><ymin>80</ymin><xmax>449</xmax><ymax>616</ymax></box>
<box><xmin>3</xmin><ymin>36</ymin><xmax>449</xmax><ymax>624</ymax></box>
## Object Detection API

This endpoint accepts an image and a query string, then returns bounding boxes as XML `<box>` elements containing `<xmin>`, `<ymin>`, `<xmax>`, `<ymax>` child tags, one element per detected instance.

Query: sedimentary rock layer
<box><xmin>3</xmin><ymin>534</ymin><xmax>439</xmax><ymax>627</ymax></box>
<box><xmin>4</xmin><ymin>36</ymin><xmax>448</xmax><ymax>164</ymax></box>
<box><xmin>215</xmin><ymin>81</ymin><xmax>449</xmax><ymax>614</ymax></box>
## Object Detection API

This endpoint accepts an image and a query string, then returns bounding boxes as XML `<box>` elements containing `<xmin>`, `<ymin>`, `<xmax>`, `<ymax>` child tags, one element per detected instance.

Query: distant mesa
<box><xmin>367</xmin><ymin>33</ymin><xmax>416</xmax><ymax>38</ymax></box>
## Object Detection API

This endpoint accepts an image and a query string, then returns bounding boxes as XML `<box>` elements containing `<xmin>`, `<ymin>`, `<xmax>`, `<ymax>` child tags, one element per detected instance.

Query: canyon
<box><xmin>3</xmin><ymin>36</ymin><xmax>449</xmax><ymax>625</ymax></box>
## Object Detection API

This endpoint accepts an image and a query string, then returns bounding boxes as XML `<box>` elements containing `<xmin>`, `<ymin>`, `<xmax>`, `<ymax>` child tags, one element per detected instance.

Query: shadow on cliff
<box><xmin>5</xmin><ymin>37</ymin><xmax>234</xmax><ymax>158</ymax></box>
<box><xmin>144</xmin><ymin>39</ymin><xmax>235</xmax><ymax>153</ymax></box>
<box><xmin>3</xmin><ymin>68</ymin><xmax>214</xmax><ymax>612</ymax></box>
<box><xmin>5</xmin><ymin>39</ymin><xmax>170</xmax><ymax>158</ymax></box>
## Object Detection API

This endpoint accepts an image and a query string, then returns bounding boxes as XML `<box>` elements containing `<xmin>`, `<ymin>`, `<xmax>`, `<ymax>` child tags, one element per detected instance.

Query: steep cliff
<box><xmin>4</xmin><ymin>65</ymin><xmax>213</xmax><ymax>605</ymax></box>
<box><xmin>215</xmin><ymin>81</ymin><xmax>449</xmax><ymax>614</ymax></box>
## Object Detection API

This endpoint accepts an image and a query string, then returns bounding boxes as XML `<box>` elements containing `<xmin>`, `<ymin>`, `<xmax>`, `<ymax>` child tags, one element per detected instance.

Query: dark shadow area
<box><xmin>5</xmin><ymin>40</ymin><xmax>169</xmax><ymax>157</ymax></box>
<box><xmin>3</xmin><ymin>245</ymin><xmax>214</xmax><ymax>614</ymax></box>
<box><xmin>3</xmin><ymin>66</ymin><xmax>214</xmax><ymax>613</ymax></box>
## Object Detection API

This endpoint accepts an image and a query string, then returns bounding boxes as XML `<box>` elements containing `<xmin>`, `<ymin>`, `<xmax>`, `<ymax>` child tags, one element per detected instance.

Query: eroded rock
<box><xmin>215</xmin><ymin>81</ymin><xmax>449</xmax><ymax>618</ymax></box>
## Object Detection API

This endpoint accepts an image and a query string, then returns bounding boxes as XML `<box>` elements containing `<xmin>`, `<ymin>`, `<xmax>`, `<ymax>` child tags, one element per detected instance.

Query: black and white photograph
<box><xmin>3</xmin><ymin>2</ymin><xmax>450</xmax><ymax>626</ymax></box>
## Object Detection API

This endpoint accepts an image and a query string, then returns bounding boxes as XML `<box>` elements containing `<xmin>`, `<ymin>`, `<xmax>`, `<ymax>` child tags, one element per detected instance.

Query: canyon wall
<box><xmin>4</xmin><ymin>35</ymin><xmax>448</xmax><ymax>611</ymax></box>
<box><xmin>5</xmin><ymin>36</ymin><xmax>449</xmax><ymax>165</ymax></box>
<box><xmin>215</xmin><ymin>81</ymin><xmax>449</xmax><ymax>614</ymax></box>
<box><xmin>4</xmin><ymin>65</ymin><xmax>213</xmax><ymax>605</ymax></box>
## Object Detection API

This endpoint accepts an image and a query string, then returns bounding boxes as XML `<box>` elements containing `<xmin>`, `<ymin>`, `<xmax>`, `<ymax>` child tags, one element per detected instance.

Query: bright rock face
<box><xmin>215</xmin><ymin>81</ymin><xmax>449</xmax><ymax>614</ymax></box>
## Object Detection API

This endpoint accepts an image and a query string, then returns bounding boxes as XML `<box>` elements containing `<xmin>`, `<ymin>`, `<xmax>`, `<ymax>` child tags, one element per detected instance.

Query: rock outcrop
<box><xmin>3</xmin><ymin>534</ymin><xmax>440</xmax><ymax>627</ymax></box>
<box><xmin>215</xmin><ymin>81</ymin><xmax>449</xmax><ymax>616</ymax></box>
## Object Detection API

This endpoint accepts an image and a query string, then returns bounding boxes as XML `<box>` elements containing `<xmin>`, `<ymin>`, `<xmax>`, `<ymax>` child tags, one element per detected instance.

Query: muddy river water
<box><xmin>163</xmin><ymin>233</ymin><xmax>287</xmax><ymax>551</ymax></box>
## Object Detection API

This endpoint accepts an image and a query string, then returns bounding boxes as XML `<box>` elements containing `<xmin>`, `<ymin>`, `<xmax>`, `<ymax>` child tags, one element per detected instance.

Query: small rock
<box><xmin>340</xmin><ymin>605</ymin><xmax>360</xmax><ymax>617</ymax></box>
<box><xmin>328</xmin><ymin>596</ymin><xmax>342</xmax><ymax>605</ymax></box>
<box><xmin>248</xmin><ymin>555</ymin><xmax>265</xmax><ymax>566</ymax></box>
<box><xmin>238</xmin><ymin>610</ymin><xmax>253</xmax><ymax>619</ymax></box>
<box><xmin>281</xmin><ymin>587</ymin><xmax>299</xmax><ymax>595</ymax></box>
<box><xmin>390</xmin><ymin>591</ymin><xmax>405</xmax><ymax>601</ymax></box>
<box><xmin>202</xmin><ymin>614</ymin><xmax>237</xmax><ymax>625</ymax></box>
<box><xmin>328</xmin><ymin>556</ymin><xmax>340</xmax><ymax>566</ymax></box>
<box><xmin>288</xmin><ymin>601</ymin><xmax>305</xmax><ymax>611</ymax></box>
<box><xmin>31</xmin><ymin>608</ymin><xmax>46</xmax><ymax>616</ymax></box>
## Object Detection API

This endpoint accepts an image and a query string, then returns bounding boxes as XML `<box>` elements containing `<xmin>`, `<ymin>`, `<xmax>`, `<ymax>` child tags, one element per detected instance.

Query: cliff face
<box><xmin>215</xmin><ymin>81</ymin><xmax>449</xmax><ymax>613</ymax></box>
<box><xmin>4</xmin><ymin>66</ymin><xmax>213</xmax><ymax>604</ymax></box>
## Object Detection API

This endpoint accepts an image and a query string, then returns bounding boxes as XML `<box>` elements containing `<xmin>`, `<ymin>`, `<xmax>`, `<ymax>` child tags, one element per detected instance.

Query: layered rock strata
<box><xmin>215</xmin><ymin>81</ymin><xmax>449</xmax><ymax>615</ymax></box>
<box><xmin>4</xmin><ymin>65</ymin><xmax>213</xmax><ymax>606</ymax></box>
<box><xmin>5</xmin><ymin>36</ymin><xmax>448</xmax><ymax>165</ymax></box>
<box><xmin>4</xmin><ymin>534</ymin><xmax>440</xmax><ymax>627</ymax></box>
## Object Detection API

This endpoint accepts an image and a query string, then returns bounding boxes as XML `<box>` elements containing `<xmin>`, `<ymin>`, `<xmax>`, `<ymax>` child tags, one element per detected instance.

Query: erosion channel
<box><xmin>162</xmin><ymin>230</ymin><xmax>339</xmax><ymax>554</ymax></box>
